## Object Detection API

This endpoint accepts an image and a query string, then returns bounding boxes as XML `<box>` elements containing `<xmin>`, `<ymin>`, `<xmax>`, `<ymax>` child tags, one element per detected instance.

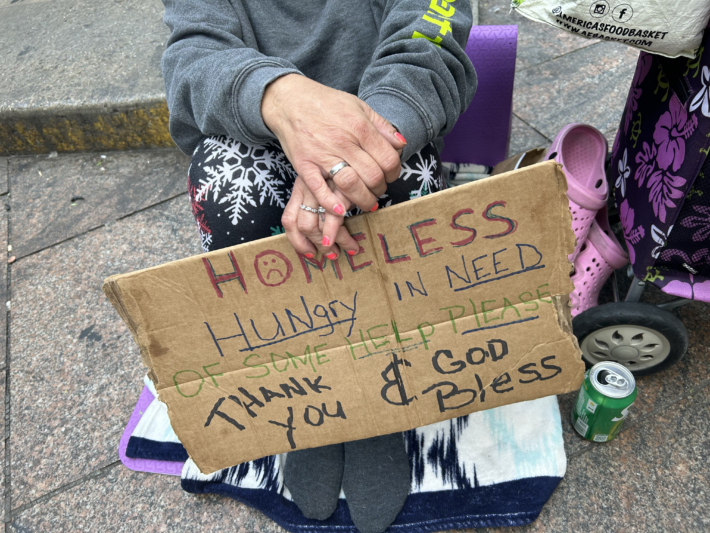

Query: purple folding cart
<box><xmin>573</xmin><ymin>30</ymin><xmax>710</xmax><ymax>375</ymax></box>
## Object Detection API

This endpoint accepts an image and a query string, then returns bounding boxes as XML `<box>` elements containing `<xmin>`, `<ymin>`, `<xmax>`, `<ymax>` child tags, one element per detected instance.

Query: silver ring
<box><xmin>329</xmin><ymin>161</ymin><xmax>349</xmax><ymax>177</ymax></box>
<box><xmin>299</xmin><ymin>205</ymin><xmax>326</xmax><ymax>214</ymax></box>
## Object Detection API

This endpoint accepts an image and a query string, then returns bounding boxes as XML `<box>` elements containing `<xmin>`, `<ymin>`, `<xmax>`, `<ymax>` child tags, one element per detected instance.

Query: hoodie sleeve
<box><xmin>160</xmin><ymin>0</ymin><xmax>302</xmax><ymax>154</ymax></box>
<box><xmin>359</xmin><ymin>0</ymin><xmax>477</xmax><ymax>160</ymax></box>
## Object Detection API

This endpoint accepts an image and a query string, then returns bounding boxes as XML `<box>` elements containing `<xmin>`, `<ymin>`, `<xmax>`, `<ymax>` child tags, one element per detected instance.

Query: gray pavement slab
<box><xmin>507</xmin><ymin>116</ymin><xmax>548</xmax><ymax>157</ymax></box>
<box><xmin>0</xmin><ymin>0</ymin><xmax>172</xmax><ymax>155</ymax></box>
<box><xmin>8</xmin><ymin>465</ymin><xmax>283</xmax><ymax>533</ymax></box>
<box><xmin>0</xmin><ymin>0</ymin><xmax>166</xmax><ymax>111</ymax></box>
<box><xmin>8</xmin><ymin>195</ymin><xmax>200</xmax><ymax>510</ymax></box>
<box><xmin>512</xmin><ymin>41</ymin><xmax>640</xmax><ymax>141</ymax></box>
<box><xmin>485</xmin><ymin>382</ymin><xmax>710</xmax><ymax>533</ymax></box>
<box><xmin>8</xmin><ymin>148</ymin><xmax>189</xmax><ymax>259</ymax></box>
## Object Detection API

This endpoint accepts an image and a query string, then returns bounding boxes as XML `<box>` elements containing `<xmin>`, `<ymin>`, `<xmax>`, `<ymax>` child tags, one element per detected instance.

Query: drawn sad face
<box><xmin>254</xmin><ymin>250</ymin><xmax>293</xmax><ymax>287</ymax></box>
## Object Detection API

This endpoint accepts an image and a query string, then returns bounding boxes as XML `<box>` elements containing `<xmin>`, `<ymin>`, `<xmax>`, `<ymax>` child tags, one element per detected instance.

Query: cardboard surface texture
<box><xmin>104</xmin><ymin>161</ymin><xmax>585</xmax><ymax>474</ymax></box>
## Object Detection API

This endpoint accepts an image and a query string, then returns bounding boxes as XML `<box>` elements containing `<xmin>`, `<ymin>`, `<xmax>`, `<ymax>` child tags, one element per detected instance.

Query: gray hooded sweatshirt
<box><xmin>161</xmin><ymin>0</ymin><xmax>477</xmax><ymax>161</ymax></box>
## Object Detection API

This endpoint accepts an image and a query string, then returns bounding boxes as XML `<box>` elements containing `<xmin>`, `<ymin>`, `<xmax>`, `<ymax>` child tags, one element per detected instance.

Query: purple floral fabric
<box><xmin>653</xmin><ymin>97</ymin><xmax>697</xmax><ymax>172</ymax></box>
<box><xmin>610</xmin><ymin>38</ymin><xmax>710</xmax><ymax>303</ymax></box>
<box><xmin>620</xmin><ymin>199</ymin><xmax>645</xmax><ymax>265</ymax></box>
<box><xmin>680</xmin><ymin>205</ymin><xmax>710</xmax><ymax>242</ymax></box>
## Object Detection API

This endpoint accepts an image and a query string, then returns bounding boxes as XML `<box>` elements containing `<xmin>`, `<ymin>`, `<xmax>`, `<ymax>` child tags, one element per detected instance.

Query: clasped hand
<box><xmin>261</xmin><ymin>74</ymin><xmax>405</xmax><ymax>259</ymax></box>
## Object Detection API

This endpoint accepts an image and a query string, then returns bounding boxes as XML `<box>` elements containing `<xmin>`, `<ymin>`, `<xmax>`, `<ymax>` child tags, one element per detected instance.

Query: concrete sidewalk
<box><xmin>0</xmin><ymin>0</ymin><xmax>708</xmax><ymax>531</ymax></box>
<box><xmin>0</xmin><ymin>0</ymin><xmax>476</xmax><ymax>156</ymax></box>
<box><xmin>0</xmin><ymin>0</ymin><xmax>478</xmax><ymax>156</ymax></box>
<box><xmin>0</xmin><ymin>0</ymin><xmax>171</xmax><ymax>155</ymax></box>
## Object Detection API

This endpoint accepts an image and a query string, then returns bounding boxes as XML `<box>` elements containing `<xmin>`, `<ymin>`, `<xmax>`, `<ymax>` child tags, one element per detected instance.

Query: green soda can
<box><xmin>571</xmin><ymin>361</ymin><xmax>636</xmax><ymax>443</ymax></box>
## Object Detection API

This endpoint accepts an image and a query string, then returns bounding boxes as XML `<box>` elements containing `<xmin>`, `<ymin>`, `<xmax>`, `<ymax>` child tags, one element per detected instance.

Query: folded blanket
<box><xmin>181</xmin><ymin>397</ymin><xmax>566</xmax><ymax>532</ymax></box>
<box><xmin>125</xmin><ymin>377</ymin><xmax>188</xmax><ymax>463</ymax></box>
<box><xmin>118</xmin><ymin>377</ymin><xmax>185</xmax><ymax>476</ymax></box>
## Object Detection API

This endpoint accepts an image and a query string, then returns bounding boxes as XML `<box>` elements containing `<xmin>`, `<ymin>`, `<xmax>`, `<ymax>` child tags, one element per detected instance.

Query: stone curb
<box><xmin>0</xmin><ymin>98</ymin><xmax>175</xmax><ymax>156</ymax></box>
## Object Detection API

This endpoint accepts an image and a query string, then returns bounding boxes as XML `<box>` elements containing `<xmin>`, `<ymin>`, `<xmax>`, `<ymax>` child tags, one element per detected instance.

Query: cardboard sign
<box><xmin>104</xmin><ymin>161</ymin><xmax>585</xmax><ymax>474</ymax></box>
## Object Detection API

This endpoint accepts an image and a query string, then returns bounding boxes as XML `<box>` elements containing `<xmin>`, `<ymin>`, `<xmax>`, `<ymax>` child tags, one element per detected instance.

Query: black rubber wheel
<box><xmin>572</xmin><ymin>302</ymin><xmax>688</xmax><ymax>376</ymax></box>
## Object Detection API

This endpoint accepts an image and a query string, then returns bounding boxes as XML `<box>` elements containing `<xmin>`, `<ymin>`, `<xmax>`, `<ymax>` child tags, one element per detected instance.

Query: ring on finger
<box><xmin>329</xmin><ymin>161</ymin><xmax>349</xmax><ymax>177</ymax></box>
<box><xmin>299</xmin><ymin>204</ymin><xmax>326</xmax><ymax>214</ymax></box>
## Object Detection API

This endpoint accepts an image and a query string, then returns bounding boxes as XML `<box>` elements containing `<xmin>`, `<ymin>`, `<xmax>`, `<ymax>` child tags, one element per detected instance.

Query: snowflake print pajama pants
<box><xmin>188</xmin><ymin>135</ymin><xmax>445</xmax><ymax>252</ymax></box>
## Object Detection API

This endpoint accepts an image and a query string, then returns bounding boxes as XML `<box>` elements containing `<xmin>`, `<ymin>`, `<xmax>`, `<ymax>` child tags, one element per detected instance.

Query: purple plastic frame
<box><xmin>440</xmin><ymin>25</ymin><xmax>518</xmax><ymax>166</ymax></box>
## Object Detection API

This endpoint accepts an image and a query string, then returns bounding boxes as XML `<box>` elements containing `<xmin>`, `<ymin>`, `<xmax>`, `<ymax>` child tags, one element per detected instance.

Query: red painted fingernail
<box><xmin>334</xmin><ymin>204</ymin><xmax>345</xmax><ymax>215</ymax></box>
<box><xmin>322</xmin><ymin>236</ymin><xmax>330</xmax><ymax>246</ymax></box>
<box><xmin>394</xmin><ymin>132</ymin><xmax>407</xmax><ymax>145</ymax></box>
<box><xmin>347</xmin><ymin>250</ymin><xmax>357</xmax><ymax>256</ymax></box>
<box><xmin>305</xmin><ymin>253</ymin><xmax>314</xmax><ymax>258</ymax></box>
<box><xmin>370</xmin><ymin>204</ymin><xmax>379</xmax><ymax>212</ymax></box>
<box><xmin>326</xmin><ymin>252</ymin><xmax>337</xmax><ymax>260</ymax></box>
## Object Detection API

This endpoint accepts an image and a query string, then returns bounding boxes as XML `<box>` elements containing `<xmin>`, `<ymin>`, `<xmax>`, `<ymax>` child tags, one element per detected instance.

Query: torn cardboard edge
<box><xmin>104</xmin><ymin>161</ymin><xmax>585</xmax><ymax>473</ymax></box>
<box><xmin>491</xmin><ymin>147</ymin><xmax>547</xmax><ymax>176</ymax></box>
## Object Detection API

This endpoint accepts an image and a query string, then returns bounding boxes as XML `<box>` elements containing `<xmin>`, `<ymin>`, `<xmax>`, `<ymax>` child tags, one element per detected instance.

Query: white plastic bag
<box><xmin>512</xmin><ymin>0</ymin><xmax>710</xmax><ymax>58</ymax></box>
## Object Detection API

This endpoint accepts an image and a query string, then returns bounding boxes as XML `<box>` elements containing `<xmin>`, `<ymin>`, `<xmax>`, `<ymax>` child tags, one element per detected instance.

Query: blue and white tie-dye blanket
<box><xmin>127</xmin><ymin>377</ymin><xmax>566</xmax><ymax>532</ymax></box>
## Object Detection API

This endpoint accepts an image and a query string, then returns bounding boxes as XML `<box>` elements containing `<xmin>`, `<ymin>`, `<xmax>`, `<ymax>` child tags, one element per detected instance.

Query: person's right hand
<box><xmin>261</xmin><ymin>74</ymin><xmax>406</xmax><ymax>219</ymax></box>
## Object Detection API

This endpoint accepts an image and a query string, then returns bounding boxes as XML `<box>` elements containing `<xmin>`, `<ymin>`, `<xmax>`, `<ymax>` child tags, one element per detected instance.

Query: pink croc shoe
<box><xmin>546</xmin><ymin>124</ymin><xmax>609</xmax><ymax>262</ymax></box>
<box><xmin>570</xmin><ymin>208</ymin><xmax>629</xmax><ymax>317</ymax></box>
